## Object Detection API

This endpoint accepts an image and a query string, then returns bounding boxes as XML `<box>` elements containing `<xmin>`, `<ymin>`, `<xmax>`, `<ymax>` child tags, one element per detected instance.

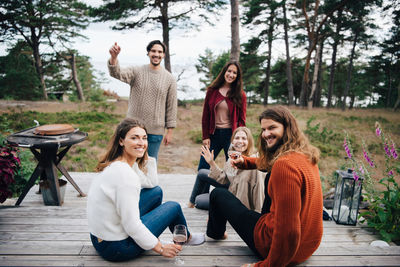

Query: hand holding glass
<box><xmin>173</xmin><ymin>225</ymin><xmax>187</xmax><ymax>265</ymax></box>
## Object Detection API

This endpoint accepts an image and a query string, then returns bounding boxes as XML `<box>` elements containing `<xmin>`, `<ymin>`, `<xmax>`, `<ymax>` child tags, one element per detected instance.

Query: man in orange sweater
<box><xmin>206</xmin><ymin>106</ymin><xmax>323</xmax><ymax>267</ymax></box>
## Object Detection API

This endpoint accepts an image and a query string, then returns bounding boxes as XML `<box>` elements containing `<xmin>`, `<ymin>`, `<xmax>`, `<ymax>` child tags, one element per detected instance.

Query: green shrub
<box><xmin>305</xmin><ymin>116</ymin><xmax>344</xmax><ymax>157</ymax></box>
<box><xmin>9</xmin><ymin>149</ymin><xmax>36</xmax><ymax>197</ymax></box>
<box><xmin>188</xmin><ymin>129</ymin><xmax>202</xmax><ymax>144</ymax></box>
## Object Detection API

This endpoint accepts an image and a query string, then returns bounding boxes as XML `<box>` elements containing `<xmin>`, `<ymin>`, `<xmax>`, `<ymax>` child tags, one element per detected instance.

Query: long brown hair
<box><xmin>231</xmin><ymin>126</ymin><xmax>254</xmax><ymax>156</ymax></box>
<box><xmin>256</xmin><ymin>106</ymin><xmax>320</xmax><ymax>171</ymax></box>
<box><xmin>208</xmin><ymin>61</ymin><xmax>243</xmax><ymax>107</ymax></box>
<box><xmin>96</xmin><ymin>118</ymin><xmax>149</xmax><ymax>172</ymax></box>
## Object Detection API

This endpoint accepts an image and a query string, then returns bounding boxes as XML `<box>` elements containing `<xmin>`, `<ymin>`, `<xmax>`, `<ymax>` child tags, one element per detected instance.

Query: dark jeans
<box><xmin>207</xmin><ymin>187</ymin><xmax>262</xmax><ymax>257</ymax></box>
<box><xmin>90</xmin><ymin>186</ymin><xmax>190</xmax><ymax>262</ymax></box>
<box><xmin>189</xmin><ymin>169</ymin><xmax>229</xmax><ymax>204</ymax></box>
<box><xmin>198</xmin><ymin>128</ymin><xmax>232</xmax><ymax>170</ymax></box>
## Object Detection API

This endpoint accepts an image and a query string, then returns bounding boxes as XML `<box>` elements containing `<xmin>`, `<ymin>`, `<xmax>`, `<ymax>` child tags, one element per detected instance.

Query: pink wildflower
<box><xmin>359</xmin><ymin>166</ymin><xmax>365</xmax><ymax>174</ymax></box>
<box><xmin>384</xmin><ymin>142</ymin><xmax>391</xmax><ymax>157</ymax></box>
<box><xmin>363</xmin><ymin>149</ymin><xmax>375</xmax><ymax>167</ymax></box>
<box><xmin>391</xmin><ymin>143</ymin><xmax>398</xmax><ymax>159</ymax></box>
<box><xmin>375</xmin><ymin>127</ymin><xmax>381</xmax><ymax>137</ymax></box>
<box><xmin>343</xmin><ymin>138</ymin><xmax>352</xmax><ymax>159</ymax></box>
<box><xmin>388</xmin><ymin>170</ymin><xmax>394</xmax><ymax>176</ymax></box>
<box><xmin>353</xmin><ymin>171</ymin><xmax>360</xmax><ymax>181</ymax></box>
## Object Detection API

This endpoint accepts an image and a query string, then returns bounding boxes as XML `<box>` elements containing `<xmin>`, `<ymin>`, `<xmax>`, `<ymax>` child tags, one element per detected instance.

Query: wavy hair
<box><xmin>96</xmin><ymin>118</ymin><xmax>148</xmax><ymax>172</ymax></box>
<box><xmin>256</xmin><ymin>106</ymin><xmax>320</xmax><ymax>171</ymax></box>
<box><xmin>207</xmin><ymin>61</ymin><xmax>244</xmax><ymax>107</ymax></box>
<box><xmin>231</xmin><ymin>126</ymin><xmax>254</xmax><ymax>156</ymax></box>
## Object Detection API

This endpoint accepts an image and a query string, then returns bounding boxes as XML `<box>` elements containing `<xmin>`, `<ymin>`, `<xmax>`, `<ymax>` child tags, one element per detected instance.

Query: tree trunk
<box><xmin>314</xmin><ymin>40</ymin><xmax>324</xmax><ymax>107</ymax></box>
<box><xmin>32</xmin><ymin>41</ymin><xmax>47</xmax><ymax>100</ymax></box>
<box><xmin>69</xmin><ymin>53</ymin><xmax>85</xmax><ymax>102</ymax></box>
<box><xmin>386</xmin><ymin>54</ymin><xmax>393</xmax><ymax>108</ymax></box>
<box><xmin>283</xmin><ymin>1</ymin><xmax>294</xmax><ymax>106</ymax></box>
<box><xmin>349</xmin><ymin>94</ymin><xmax>355</xmax><ymax>109</ymax></box>
<box><xmin>160</xmin><ymin>0</ymin><xmax>171</xmax><ymax>72</ymax></box>
<box><xmin>263</xmin><ymin>14</ymin><xmax>275</xmax><ymax>106</ymax></box>
<box><xmin>230</xmin><ymin>0</ymin><xmax>240</xmax><ymax>61</ymax></box>
<box><xmin>300</xmin><ymin>40</ymin><xmax>314</xmax><ymax>107</ymax></box>
<box><xmin>300</xmin><ymin>0</ymin><xmax>348</xmax><ymax>107</ymax></box>
<box><xmin>341</xmin><ymin>30</ymin><xmax>359</xmax><ymax>111</ymax></box>
<box><xmin>308</xmin><ymin>38</ymin><xmax>322</xmax><ymax>109</ymax></box>
<box><xmin>327</xmin><ymin>8</ymin><xmax>343</xmax><ymax>109</ymax></box>
<box><xmin>393</xmin><ymin>83</ymin><xmax>400</xmax><ymax>111</ymax></box>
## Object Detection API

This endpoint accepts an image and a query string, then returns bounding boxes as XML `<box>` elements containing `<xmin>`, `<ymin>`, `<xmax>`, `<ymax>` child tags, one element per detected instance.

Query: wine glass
<box><xmin>173</xmin><ymin>224</ymin><xmax>187</xmax><ymax>265</ymax></box>
<box><xmin>226</xmin><ymin>143</ymin><xmax>241</xmax><ymax>176</ymax></box>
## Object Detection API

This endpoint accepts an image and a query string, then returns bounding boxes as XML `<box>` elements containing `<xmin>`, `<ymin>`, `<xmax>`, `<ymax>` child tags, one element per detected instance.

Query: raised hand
<box><xmin>200</xmin><ymin>145</ymin><xmax>214</xmax><ymax>164</ymax></box>
<box><xmin>109</xmin><ymin>42</ymin><xmax>121</xmax><ymax>65</ymax></box>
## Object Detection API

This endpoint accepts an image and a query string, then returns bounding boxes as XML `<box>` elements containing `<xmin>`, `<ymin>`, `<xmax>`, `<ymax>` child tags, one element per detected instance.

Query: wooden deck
<box><xmin>1</xmin><ymin>172</ymin><xmax>399</xmax><ymax>266</ymax></box>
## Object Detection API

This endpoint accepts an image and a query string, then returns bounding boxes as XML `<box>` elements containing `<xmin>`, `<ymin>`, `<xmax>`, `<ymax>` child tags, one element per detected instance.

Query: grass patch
<box><xmin>1</xmin><ymin>110</ymin><xmax>122</xmax><ymax>173</ymax></box>
<box><xmin>1</xmin><ymin>102</ymin><xmax>398</xmax><ymax>195</ymax></box>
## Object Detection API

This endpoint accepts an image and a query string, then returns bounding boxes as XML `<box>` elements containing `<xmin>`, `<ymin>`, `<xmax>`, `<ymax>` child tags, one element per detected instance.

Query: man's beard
<box><xmin>151</xmin><ymin>58</ymin><xmax>161</xmax><ymax>66</ymax></box>
<box><xmin>265</xmin><ymin>138</ymin><xmax>283</xmax><ymax>154</ymax></box>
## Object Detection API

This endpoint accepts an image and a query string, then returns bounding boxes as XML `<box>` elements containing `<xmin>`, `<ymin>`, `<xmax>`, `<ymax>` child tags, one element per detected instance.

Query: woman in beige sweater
<box><xmin>189</xmin><ymin>127</ymin><xmax>265</xmax><ymax>212</ymax></box>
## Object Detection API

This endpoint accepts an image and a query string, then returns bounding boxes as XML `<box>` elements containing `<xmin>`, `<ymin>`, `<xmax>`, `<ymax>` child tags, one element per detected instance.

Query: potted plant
<box><xmin>39</xmin><ymin>178</ymin><xmax>68</xmax><ymax>205</ymax></box>
<box><xmin>0</xmin><ymin>138</ymin><xmax>20</xmax><ymax>203</ymax></box>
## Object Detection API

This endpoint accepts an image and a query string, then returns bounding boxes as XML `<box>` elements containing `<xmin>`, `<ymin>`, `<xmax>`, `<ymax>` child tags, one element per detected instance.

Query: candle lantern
<box><xmin>332</xmin><ymin>169</ymin><xmax>363</xmax><ymax>225</ymax></box>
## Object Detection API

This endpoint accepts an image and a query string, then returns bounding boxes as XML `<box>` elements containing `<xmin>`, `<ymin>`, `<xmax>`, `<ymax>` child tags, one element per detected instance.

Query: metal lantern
<box><xmin>332</xmin><ymin>169</ymin><xmax>363</xmax><ymax>225</ymax></box>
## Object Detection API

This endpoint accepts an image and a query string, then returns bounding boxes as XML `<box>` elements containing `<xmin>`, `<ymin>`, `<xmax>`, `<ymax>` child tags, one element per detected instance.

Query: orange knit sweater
<box><xmin>242</xmin><ymin>153</ymin><xmax>323</xmax><ymax>267</ymax></box>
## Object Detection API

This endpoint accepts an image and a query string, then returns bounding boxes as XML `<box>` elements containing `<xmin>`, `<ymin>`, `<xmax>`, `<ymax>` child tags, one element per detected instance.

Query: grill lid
<box><xmin>33</xmin><ymin>124</ymin><xmax>75</xmax><ymax>136</ymax></box>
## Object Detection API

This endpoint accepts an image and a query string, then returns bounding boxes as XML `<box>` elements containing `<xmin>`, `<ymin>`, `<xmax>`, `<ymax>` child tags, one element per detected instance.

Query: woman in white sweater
<box><xmin>87</xmin><ymin>118</ymin><xmax>204</xmax><ymax>262</ymax></box>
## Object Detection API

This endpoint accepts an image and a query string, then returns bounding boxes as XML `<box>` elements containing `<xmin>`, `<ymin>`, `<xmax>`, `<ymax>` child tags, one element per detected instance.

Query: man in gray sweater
<box><xmin>108</xmin><ymin>40</ymin><xmax>177</xmax><ymax>160</ymax></box>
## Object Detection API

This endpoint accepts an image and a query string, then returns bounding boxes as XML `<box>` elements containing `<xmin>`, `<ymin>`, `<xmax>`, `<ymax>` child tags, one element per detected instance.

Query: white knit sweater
<box><xmin>87</xmin><ymin>158</ymin><xmax>159</xmax><ymax>250</ymax></box>
<box><xmin>108</xmin><ymin>61</ymin><xmax>177</xmax><ymax>135</ymax></box>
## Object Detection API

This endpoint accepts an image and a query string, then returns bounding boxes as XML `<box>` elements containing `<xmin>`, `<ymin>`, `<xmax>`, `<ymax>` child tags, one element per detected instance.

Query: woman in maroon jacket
<box><xmin>197</xmin><ymin>61</ymin><xmax>246</xmax><ymax>172</ymax></box>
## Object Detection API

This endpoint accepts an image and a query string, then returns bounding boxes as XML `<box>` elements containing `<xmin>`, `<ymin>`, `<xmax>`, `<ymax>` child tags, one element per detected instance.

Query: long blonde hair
<box><xmin>257</xmin><ymin>106</ymin><xmax>320</xmax><ymax>171</ymax></box>
<box><xmin>96</xmin><ymin>118</ymin><xmax>148</xmax><ymax>172</ymax></box>
<box><xmin>232</xmin><ymin>126</ymin><xmax>254</xmax><ymax>157</ymax></box>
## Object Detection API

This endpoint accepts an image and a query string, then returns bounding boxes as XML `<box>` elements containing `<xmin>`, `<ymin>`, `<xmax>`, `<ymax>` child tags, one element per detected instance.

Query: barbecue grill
<box><xmin>7</xmin><ymin>125</ymin><xmax>88</xmax><ymax>206</ymax></box>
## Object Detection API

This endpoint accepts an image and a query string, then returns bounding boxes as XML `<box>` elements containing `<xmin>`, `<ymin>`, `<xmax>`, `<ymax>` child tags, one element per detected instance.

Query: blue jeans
<box><xmin>147</xmin><ymin>134</ymin><xmax>163</xmax><ymax>160</ymax></box>
<box><xmin>90</xmin><ymin>186</ymin><xmax>190</xmax><ymax>262</ymax></box>
<box><xmin>198</xmin><ymin>128</ymin><xmax>232</xmax><ymax>170</ymax></box>
<box><xmin>189</xmin><ymin>169</ymin><xmax>229</xmax><ymax>204</ymax></box>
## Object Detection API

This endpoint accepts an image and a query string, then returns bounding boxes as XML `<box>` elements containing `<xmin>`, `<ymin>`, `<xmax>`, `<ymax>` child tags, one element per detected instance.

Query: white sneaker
<box><xmin>186</xmin><ymin>233</ymin><xmax>205</xmax><ymax>246</ymax></box>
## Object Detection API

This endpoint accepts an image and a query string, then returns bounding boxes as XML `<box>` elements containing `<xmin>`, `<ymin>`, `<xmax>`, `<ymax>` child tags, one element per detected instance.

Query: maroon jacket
<box><xmin>202</xmin><ymin>89</ymin><xmax>247</xmax><ymax>140</ymax></box>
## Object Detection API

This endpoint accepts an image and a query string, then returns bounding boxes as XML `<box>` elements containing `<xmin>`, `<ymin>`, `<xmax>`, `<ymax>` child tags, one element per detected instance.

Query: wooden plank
<box><xmin>1</xmin><ymin>255</ymin><xmax>399</xmax><ymax>267</ymax></box>
<box><xmin>0</xmin><ymin>255</ymin><xmax>261</xmax><ymax>267</ymax></box>
<box><xmin>0</xmin><ymin>230</ymin><xmax>382</xmax><ymax>244</ymax></box>
<box><xmin>0</xmin><ymin>172</ymin><xmax>399</xmax><ymax>267</ymax></box>
<box><xmin>299</xmin><ymin>256</ymin><xmax>400</xmax><ymax>266</ymax></box>
<box><xmin>0</xmin><ymin>241</ymin><xmax>86</xmax><ymax>255</ymax></box>
<box><xmin>80</xmin><ymin>244</ymin><xmax>400</xmax><ymax>257</ymax></box>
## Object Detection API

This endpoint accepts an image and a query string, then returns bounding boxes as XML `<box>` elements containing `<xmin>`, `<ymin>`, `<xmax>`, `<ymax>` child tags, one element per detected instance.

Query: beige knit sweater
<box><xmin>209</xmin><ymin>157</ymin><xmax>265</xmax><ymax>212</ymax></box>
<box><xmin>108</xmin><ymin>61</ymin><xmax>177</xmax><ymax>135</ymax></box>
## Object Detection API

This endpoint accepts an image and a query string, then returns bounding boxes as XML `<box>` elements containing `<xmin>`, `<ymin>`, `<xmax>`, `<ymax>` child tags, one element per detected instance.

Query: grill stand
<box><xmin>15</xmin><ymin>145</ymin><xmax>86</xmax><ymax>206</ymax></box>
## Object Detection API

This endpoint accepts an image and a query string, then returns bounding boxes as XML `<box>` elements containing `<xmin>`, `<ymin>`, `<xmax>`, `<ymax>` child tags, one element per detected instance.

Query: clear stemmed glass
<box><xmin>173</xmin><ymin>224</ymin><xmax>187</xmax><ymax>265</ymax></box>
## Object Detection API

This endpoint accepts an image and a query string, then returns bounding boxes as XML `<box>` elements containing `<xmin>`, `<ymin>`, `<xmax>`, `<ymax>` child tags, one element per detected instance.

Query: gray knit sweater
<box><xmin>108</xmin><ymin>61</ymin><xmax>177</xmax><ymax>135</ymax></box>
